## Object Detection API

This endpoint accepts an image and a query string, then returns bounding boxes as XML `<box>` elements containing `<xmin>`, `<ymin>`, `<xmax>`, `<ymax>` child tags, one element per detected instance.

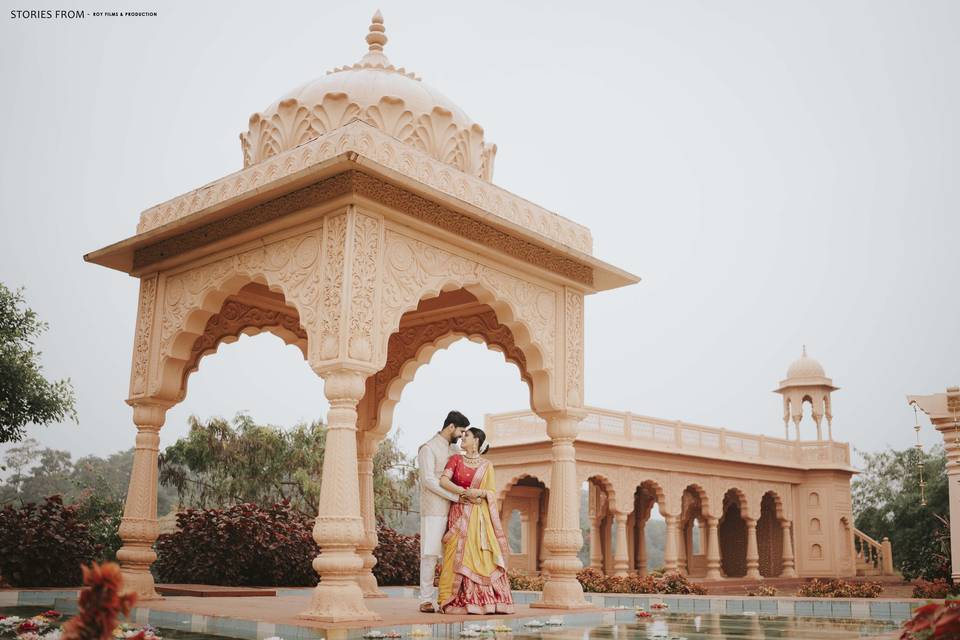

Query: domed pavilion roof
<box><xmin>777</xmin><ymin>346</ymin><xmax>838</xmax><ymax>391</ymax></box>
<box><xmin>240</xmin><ymin>11</ymin><xmax>497</xmax><ymax>181</ymax></box>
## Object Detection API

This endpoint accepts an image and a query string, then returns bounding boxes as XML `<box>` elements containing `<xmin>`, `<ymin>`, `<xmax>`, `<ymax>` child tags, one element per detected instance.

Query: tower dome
<box><xmin>785</xmin><ymin>345</ymin><xmax>827</xmax><ymax>380</ymax></box>
<box><xmin>240</xmin><ymin>11</ymin><xmax>497</xmax><ymax>181</ymax></box>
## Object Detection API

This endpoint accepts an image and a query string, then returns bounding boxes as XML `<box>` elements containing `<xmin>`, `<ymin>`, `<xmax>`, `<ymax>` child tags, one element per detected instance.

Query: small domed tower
<box><xmin>774</xmin><ymin>346</ymin><xmax>839</xmax><ymax>441</ymax></box>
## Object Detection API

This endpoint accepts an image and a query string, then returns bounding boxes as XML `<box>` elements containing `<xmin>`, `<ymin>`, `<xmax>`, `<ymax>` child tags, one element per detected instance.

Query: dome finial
<box><xmin>366</xmin><ymin>10</ymin><xmax>387</xmax><ymax>52</ymax></box>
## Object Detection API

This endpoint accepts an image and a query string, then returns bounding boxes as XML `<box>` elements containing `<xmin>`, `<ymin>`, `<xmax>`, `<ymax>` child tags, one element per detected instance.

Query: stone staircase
<box><xmin>853</xmin><ymin>527</ymin><xmax>896</xmax><ymax>577</ymax></box>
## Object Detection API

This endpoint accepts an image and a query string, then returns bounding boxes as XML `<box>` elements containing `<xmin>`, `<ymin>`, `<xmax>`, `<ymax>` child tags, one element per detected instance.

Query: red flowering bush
<box><xmin>796</xmin><ymin>578</ymin><xmax>883</xmax><ymax>598</ymax></box>
<box><xmin>0</xmin><ymin>496</ymin><xmax>99</xmax><ymax>586</ymax></box>
<box><xmin>372</xmin><ymin>517</ymin><xmax>420</xmax><ymax>586</ymax></box>
<box><xmin>154</xmin><ymin>501</ymin><xmax>318</xmax><ymax>586</ymax></box>
<box><xmin>61</xmin><ymin>562</ymin><xmax>137</xmax><ymax>640</ymax></box>
<box><xmin>913</xmin><ymin>578</ymin><xmax>959</xmax><ymax>600</ymax></box>
<box><xmin>507</xmin><ymin>569</ymin><xmax>545</xmax><ymax>591</ymax></box>
<box><xmin>573</xmin><ymin>568</ymin><xmax>705</xmax><ymax>595</ymax></box>
<box><xmin>577</xmin><ymin>567</ymin><xmax>610</xmax><ymax>592</ymax></box>
<box><xmin>900</xmin><ymin>600</ymin><xmax>960</xmax><ymax>639</ymax></box>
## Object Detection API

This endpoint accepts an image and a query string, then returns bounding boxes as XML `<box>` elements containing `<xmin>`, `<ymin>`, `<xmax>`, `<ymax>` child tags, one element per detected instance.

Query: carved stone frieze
<box><xmin>318</xmin><ymin>214</ymin><xmax>348</xmax><ymax>360</ymax></box>
<box><xmin>129</xmin><ymin>275</ymin><xmax>158</xmax><ymax>398</ymax></box>
<box><xmin>138</xmin><ymin>121</ymin><xmax>592</xmax><ymax>256</ymax></box>
<box><xmin>347</xmin><ymin>212</ymin><xmax>381</xmax><ymax>362</ymax></box>
<box><xmin>133</xmin><ymin>170</ymin><xmax>593</xmax><ymax>287</ymax></box>
<box><xmin>151</xmin><ymin>230</ymin><xmax>322</xmax><ymax>399</ymax></box>
<box><xmin>564</xmin><ymin>289</ymin><xmax>584</xmax><ymax>408</ymax></box>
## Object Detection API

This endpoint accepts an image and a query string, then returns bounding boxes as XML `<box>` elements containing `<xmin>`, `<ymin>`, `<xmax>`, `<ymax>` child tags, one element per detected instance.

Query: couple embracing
<box><xmin>416</xmin><ymin>411</ymin><xmax>514</xmax><ymax>615</ymax></box>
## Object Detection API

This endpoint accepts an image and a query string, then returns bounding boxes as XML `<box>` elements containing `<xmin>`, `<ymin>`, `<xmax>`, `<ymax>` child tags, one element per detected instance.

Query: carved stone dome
<box><xmin>240</xmin><ymin>11</ymin><xmax>497</xmax><ymax>181</ymax></box>
<box><xmin>786</xmin><ymin>346</ymin><xmax>826</xmax><ymax>379</ymax></box>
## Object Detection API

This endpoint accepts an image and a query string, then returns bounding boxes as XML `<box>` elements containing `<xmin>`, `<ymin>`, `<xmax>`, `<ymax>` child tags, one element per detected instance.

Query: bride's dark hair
<box><xmin>467</xmin><ymin>427</ymin><xmax>490</xmax><ymax>454</ymax></box>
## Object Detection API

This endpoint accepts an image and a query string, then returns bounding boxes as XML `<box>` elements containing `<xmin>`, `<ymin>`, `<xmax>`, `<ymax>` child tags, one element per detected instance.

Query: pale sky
<box><xmin>0</xmin><ymin>0</ymin><xmax>957</xmax><ymax>468</ymax></box>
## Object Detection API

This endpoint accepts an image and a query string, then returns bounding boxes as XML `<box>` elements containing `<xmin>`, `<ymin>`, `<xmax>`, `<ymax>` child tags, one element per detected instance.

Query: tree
<box><xmin>853</xmin><ymin>445</ymin><xmax>950</xmax><ymax>580</ymax></box>
<box><xmin>158</xmin><ymin>414</ymin><xmax>417</xmax><ymax>524</ymax></box>
<box><xmin>0</xmin><ymin>283</ymin><xmax>77</xmax><ymax>444</ymax></box>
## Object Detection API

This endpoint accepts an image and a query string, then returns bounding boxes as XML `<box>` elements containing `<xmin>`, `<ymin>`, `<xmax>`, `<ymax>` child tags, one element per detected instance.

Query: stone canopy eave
<box><xmin>84</xmin><ymin>121</ymin><xmax>639</xmax><ymax>293</ymax></box>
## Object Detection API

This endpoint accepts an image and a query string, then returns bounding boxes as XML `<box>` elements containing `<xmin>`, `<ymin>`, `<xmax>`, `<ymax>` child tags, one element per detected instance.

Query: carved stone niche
<box><xmin>357</xmin><ymin>288</ymin><xmax>533</xmax><ymax>437</ymax></box>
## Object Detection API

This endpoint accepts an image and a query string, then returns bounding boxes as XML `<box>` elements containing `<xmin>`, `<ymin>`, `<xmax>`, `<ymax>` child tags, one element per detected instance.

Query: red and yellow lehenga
<box><xmin>438</xmin><ymin>454</ymin><xmax>515</xmax><ymax>614</ymax></box>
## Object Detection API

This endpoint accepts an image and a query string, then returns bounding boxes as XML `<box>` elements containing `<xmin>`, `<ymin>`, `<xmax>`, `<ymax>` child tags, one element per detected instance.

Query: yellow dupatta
<box><xmin>438</xmin><ymin>460</ymin><xmax>509</xmax><ymax>606</ymax></box>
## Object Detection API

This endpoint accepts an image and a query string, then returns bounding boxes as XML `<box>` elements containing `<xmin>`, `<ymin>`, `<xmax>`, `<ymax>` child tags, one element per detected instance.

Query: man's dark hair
<box><xmin>443</xmin><ymin>410</ymin><xmax>470</xmax><ymax>430</ymax></box>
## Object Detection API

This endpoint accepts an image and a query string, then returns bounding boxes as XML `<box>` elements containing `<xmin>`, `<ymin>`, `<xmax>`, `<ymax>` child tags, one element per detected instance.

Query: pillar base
<box><xmin>780</xmin><ymin>567</ymin><xmax>798</xmax><ymax>578</ymax></box>
<box><xmin>356</xmin><ymin>573</ymin><xmax>388</xmax><ymax>598</ymax></box>
<box><xmin>745</xmin><ymin>570</ymin><xmax>762</xmax><ymax>580</ymax></box>
<box><xmin>119</xmin><ymin>569</ymin><xmax>163</xmax><ymax>602</ymax></box>
<box><xmin>531</xmin><ymin>580</ymin><xmax>593</xmax><ymax>610</ymax></box>
<box><xmin>299</xmin><ymin>582</ymin><xmax>381</xmax><ymax>622</ymax></box>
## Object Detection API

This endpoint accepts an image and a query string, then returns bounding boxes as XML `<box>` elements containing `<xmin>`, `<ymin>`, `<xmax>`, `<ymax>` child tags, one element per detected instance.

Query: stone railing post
<box><xmin>705</xmin><ymin>516</ymin><xmax>722</xmax><ymax>580</ymax></box>
<box><xmin>881</xmin><ymin>537</ymin><xmax>894</xmax><ymax>575</ymax></box>
<box><xmin>780</xmin><ymin>520</ymin><xmax>797</xmax><ymax>577</ymax></box>
<box><xmin>355</xmin><ymin>433</ymin><xmax>386</xmax><ymax>598</ymax></box>
<box><xmin>612</xmin><ymin>512</ymin><xmax>629</xmax><ymax>576</ymax></box>
<box><xmin>745</xmin><ymin>517</ymin><xmax>761</xmax><ymax>579</ymax></box>
<box><xmin>300</xmin><ymin>368</ymin><xmax>379</xmax><ymax>622</ymax></box>
<box><xmin>533</xmin><ymin>411</ymin><xmax>589</xmax><ymax>609</ymax></box>
<box><xmin>116</xmin><ymin>402</ymin><xmax>168</xmax><ymax>600</ymax></box>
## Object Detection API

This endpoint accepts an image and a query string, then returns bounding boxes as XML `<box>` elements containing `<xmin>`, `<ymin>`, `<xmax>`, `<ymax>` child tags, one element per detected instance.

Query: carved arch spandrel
<box><xmin>149</xmin><ymin>228</ymin><xmax>323</xmax><ymax>402</ymax></box>
<box><xmin>363</xmin><ymin>305</ymin><xmax>533</xmax><ymax>437</ymax></box>
<box><xmin>497</xmin><ymin>470</ymin><xmax>552</xmax><ymax>504</ymax></box>
<box><xmin>377</xmin><ymin>229</ymin><xmax>561</xmax><ymax>413</ymax></box>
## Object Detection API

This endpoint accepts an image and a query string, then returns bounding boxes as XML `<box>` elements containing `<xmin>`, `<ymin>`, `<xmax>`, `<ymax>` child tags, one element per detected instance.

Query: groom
<box><xmin>417</xmin><ymin>410</ymin><xmax>470</xmax><ymax>613</ymax></box>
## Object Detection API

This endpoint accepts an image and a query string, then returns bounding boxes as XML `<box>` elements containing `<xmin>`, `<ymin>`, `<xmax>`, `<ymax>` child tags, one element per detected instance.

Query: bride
<box><xmin>437</xmin><ymin>427</ymin><xmax>515</xmax><ymax>614</ymax></box>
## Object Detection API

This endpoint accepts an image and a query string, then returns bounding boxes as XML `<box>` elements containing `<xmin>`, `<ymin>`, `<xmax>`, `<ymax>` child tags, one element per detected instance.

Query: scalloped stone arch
<box><xmin>378</xmin><ymin>230</ymin><xmax>562</xmax><ymax>413</ymax></box>
<box><xmin>498</xmin><ymin>472</ymin><xmax>550</xmax><ymax>506</ymax></box>
<box><xmin>366</xmin><ymin>301</ymin><xmax>533</xmax><ymax>438</ymax></box>
<box><xmin>760</xmin><ymin>489</ymin><xmax>786</xmax><ymax>522</ymax></box>
<box><xmin>721</xmin><ymin>487</ymin><xmax>751</xmax><ymax>521</ymax></box>
<box><xmin>581</xmin><ymin>472</ymin><xmax>618</xmax><ymax>514</ymax></box>
<box><xmin>148</xmin><ymin>228</ymin><xmax>323</xmax><ymax>402</ymax></box>
<box><xmin>681</xmin><ymin>483</ymin><xmax>710</xmax><ymax>521</ymax></box>
<box><xmin>176</xmin><ymin>298</ymin><xmax>308</xmax><ymax>402</ymax></box>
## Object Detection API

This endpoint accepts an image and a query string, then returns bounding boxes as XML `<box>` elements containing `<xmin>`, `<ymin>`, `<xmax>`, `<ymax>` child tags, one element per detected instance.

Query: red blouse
<box><xmin>443</xmin><ymin>454</ymin><xmax>479</xmax><ymax>489</ymax></box>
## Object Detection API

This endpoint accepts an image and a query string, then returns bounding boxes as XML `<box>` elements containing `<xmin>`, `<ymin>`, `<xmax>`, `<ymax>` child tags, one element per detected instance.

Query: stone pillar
<box><xmin>300</xmin><ymin>369</ymin><xmax>380</xmax><ymax>622</ymax></box>
<box><xmin>612</xmin><ymin>512</ymin><xmax>629</xmax><ymax>576</ymax></box>
<box><xmin>355</xmin><ymin>433</ymin><xmax>386</xmax><ymax>598</ymax></box>
<box><xmin>116</xmin><ymin>402</ymin><xmax>167</xmax><ymax>600</ymax></box>
<box><xmin>533</xmin><ymin>412</ymin><xmax>590</xmax><ymax>609</ymax></box>
<box><xmin>705</xmin><ymin>517</ymin><xmax>722</xmax><ymax>580</ymax></box>
<box><xmin>626</xmin><ymin>514</ymin><xmax>635</xmax><ymax>572</ymax></box>
<box><xmin>676</xmin><ymin>523</ymin><xmax>688</xmax><ymax>575</ymax></box>
<box><xmin>780</xmin><ymin>520</ymin><xmax>797</xmax><ymax>578</ymax></box>
<box><xmin>637</xmin><ymin>523</ymin><xmax>648</xmax><ymax>576</ymax></box>
<box><xmin>663</xmin><ymin>515</ymin><xmax>679</xmax><ymax>572</ymax></box>
<box><xmin>589</xmin><ymin>518</ymin><xmax>603</xmax><ymax>570</ymax></box>
<box><xmin>745</xmin><ymin>517</ymin><xmax>761</xmax><ymax>579</ymax></box>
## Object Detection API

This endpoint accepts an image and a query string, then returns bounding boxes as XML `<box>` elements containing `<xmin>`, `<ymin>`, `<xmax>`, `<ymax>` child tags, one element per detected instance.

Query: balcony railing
<box><xmin>485</xmin><ymin>406</ymin><xmax>851</xmax><ymax>469</ymax></box>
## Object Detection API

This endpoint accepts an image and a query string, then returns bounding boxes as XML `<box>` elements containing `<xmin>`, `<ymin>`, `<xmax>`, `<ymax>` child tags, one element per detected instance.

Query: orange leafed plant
<box><xmin>61</xmin><ymin>562</ymin><xmax>141</xmax><ymax>640</ymax></box>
